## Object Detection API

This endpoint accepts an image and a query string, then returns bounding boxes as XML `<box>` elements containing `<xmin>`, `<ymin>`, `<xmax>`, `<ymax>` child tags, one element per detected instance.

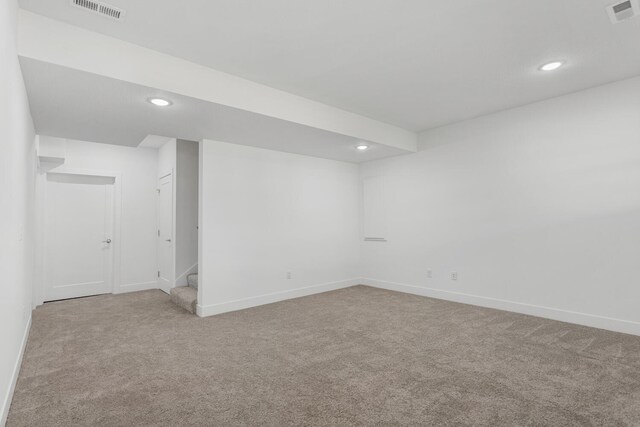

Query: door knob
<box><xmin>165</xmin><ymin>239</ymin><xmax>171</xmax><ymax>242</ymax></box>
<box><xmin>103</xmin><ymin>238</ymin><xmax>112</xmax><ymax>244</ymax></box>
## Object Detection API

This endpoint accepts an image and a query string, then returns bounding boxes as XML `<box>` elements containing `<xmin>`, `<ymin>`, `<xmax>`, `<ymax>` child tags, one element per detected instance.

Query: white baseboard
<box><xmin>115</xmin><ymin>281</ymin><xmax>158</xmax><ymax>294</ymax></box>
<box><xmin>197</xmin><ymin>278</ymin><xmax>359</xmax><ymax>317</ymax></box>
<box><xmin>362</xmin><ymin>278</ymin><xmax>640</xmax><ymax>336</ymax></box>
<box><xmin>1</xmin><ymin>315</ymin><xmax>31</xmax><ymax>427</ymax></box>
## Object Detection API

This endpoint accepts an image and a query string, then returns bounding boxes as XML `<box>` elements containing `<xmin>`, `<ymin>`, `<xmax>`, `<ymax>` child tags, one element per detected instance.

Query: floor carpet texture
<box><xmin>7</xmin><ymin>285</ymin><xmax>640</xmax><ymax>426</ymax></box>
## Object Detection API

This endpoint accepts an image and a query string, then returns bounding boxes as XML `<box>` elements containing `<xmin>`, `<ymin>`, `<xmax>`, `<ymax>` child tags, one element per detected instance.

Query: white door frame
<box><xmin>157</xmin><ymin>169</ymin><xmax>176</xmax><ymax>293</ymax></box>
<box><xmin>35</xmin><ymin>167</ymin><xmax>122</xmax><ymax>306</ymax></box>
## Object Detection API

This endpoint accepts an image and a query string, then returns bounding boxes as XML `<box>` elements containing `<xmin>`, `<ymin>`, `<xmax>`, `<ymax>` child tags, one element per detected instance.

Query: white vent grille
<box><xmin>607</xmin><ymin>0</ymin><xmax>639</xmax><ymax>23</ymax></box>
<box><xmin>71</xmin><ymin>0</ymin><xmax>125</xmax><ymax>21</ymax></box>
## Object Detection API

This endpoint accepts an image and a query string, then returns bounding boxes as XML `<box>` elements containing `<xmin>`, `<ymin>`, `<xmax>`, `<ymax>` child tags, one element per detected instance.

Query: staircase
<box><xmin>187</xmin><ymin>273</ymin><xmax>198</xmax><ymax>289</ymax></box>
<box><xmin>169</xmin><ymin>273</ymin><xmax>198</xmax><ymax>314</ymax></box>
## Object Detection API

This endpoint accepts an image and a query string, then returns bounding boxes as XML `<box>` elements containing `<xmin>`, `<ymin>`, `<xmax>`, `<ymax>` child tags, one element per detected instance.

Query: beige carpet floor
<box><xmin>7</xmin><ymin>285</ymin><xmax>640</xmax><ymax>426</ymax></box>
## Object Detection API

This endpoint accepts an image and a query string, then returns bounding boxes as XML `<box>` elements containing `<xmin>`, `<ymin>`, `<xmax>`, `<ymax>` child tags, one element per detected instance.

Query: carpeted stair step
<box><xmin>187</xmin><ymin>273</ymin><xmax>198</xmax><ymax>289</ymax></box>
<box><xmin>170</xmin><ymin>286</ymin><xmax>197</xmax><ymax>314</ymax></box>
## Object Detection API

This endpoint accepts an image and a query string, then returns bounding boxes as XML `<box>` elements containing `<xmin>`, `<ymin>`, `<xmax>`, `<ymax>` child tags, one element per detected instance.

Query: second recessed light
<box><xmin>539</xmin><ymin>61</ymin><xmax>565</xmax><ymax>72</ymax></box>
<box><xmin>148</xmin><ymin>97</ymin><xmax>172</xmax><ymax>107</ymax></box>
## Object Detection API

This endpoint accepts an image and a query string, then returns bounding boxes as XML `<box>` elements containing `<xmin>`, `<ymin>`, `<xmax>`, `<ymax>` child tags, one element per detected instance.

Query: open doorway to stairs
<box><xmin>157</xmin><ymin>172</ymin><xmax>174</xmax><ymax>292</ymax></box>
<box><xmin>156</xmin><ymin>139</ymin><xmax>199</xmax><ymax>314</ymax></box>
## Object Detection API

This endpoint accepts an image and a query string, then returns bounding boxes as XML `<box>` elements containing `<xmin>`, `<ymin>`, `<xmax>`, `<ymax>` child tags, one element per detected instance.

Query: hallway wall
<box><xmin>40</xmin><ymin>139</ymin><xmax>160</xmax><ymax>295</ymax></box>
<box><xmin>0</xmin><ymin>0</ymin><xmax>37</xmax><ymax>424</ymax></box>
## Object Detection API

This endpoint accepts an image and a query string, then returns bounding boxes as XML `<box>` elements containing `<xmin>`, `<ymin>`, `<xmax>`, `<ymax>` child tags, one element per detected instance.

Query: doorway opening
<box><xmin>156</xmin><ymin>139</ymin><xmax>199</xmax><ymax>314</ymax></box>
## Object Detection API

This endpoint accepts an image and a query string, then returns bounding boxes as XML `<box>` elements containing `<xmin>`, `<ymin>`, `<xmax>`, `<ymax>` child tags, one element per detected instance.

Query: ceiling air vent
<box><xmin>70</xmin><ymin>0</ymin><xmax>125</xmax><ymax>22</ymax></box>
<box><xmin>607</xmin><ymin>0</ymin><xmax>639</xmax><ymax>23</ymax></box>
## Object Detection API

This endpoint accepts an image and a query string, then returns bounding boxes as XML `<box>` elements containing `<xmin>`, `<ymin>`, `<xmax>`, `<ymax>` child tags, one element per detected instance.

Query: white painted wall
<box><xmin>175</xmin><ymin>140</ymin><xmax>198</xmax><ymax>285</ymax></box>
<box><xmin>39</xmin><ymin>139</ymin><xmax>160</xmax><ymax>296</ymax></box>
<box><xmin>360</xmin><ymin>75</ymin><xmax>640</xmax><ymax>335</ymax></box>
<box><xmin>0</xmin><ymin>0</ymin><xmax>36</xmax><ymax>424</ymax></box>
<box><xmin>198</xmin><ymin>140</ymin><xmax>361</xmax><ymax>315</ymax></box>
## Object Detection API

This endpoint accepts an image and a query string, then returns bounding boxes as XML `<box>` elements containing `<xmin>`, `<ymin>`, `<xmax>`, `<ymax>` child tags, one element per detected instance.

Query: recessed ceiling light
<box><xmin>148</xmin><ymin>97</ymin><xmax>172</xmax><ymax>107</ymax></box>
<box><xmin>356</xmin><ymin>144</ymin><xmax>369</xmax><ymax>151</ymax></box>
<box><xmin>539</xmin><ymin>61</ymin><xmax>565</xmax><ymax>72</ymax></box>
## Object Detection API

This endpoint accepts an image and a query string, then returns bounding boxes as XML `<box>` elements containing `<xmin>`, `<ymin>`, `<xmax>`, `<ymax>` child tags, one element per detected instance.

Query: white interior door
<box><xmin>44</xmin><ymin>173</ymin><xmax>115</xmax><ymax>301</ymax></box>
<box><xmin>157</xmin><ymin>173</ymin><xmax>174</xmax><ymax>293</ymax></box>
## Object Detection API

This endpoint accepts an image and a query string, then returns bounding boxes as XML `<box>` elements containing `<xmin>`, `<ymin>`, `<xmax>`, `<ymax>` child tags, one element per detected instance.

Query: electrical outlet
<box><xmin>286</xmin><ymin>272</ymin><xmax>292</xmax><ymax>280</ymax></box>
<box><xmin>450</xmin><ymin>272</ymin><xmax>458</xmax><ymax>281</ymax></box>
<box><xmin>427</xmin><ymin>269</ymin><xmax>433</xmax><ymax>279</ymax></box>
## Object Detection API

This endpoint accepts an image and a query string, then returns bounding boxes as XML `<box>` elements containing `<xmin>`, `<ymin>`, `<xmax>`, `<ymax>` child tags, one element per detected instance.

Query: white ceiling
<box><xmin>20</xmin><ymin>58</ymin><xmax>407</xmax><ymax>163</ymax></box>
<box><xmin>18</xmin><ymin>0</ymin><xmax>640</xmax><ymax>132</ymax></box>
